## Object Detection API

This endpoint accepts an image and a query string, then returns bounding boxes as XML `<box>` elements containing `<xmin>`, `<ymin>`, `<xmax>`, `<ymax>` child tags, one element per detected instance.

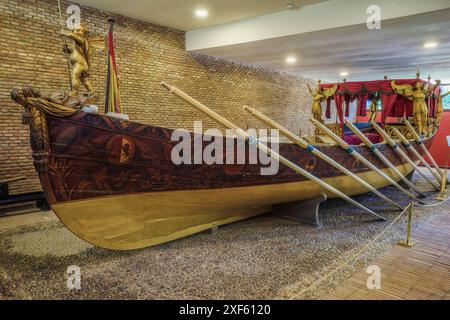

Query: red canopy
<box><xmin>320</xmin><ymin>79</ymin><xmax>440</xmax><ymax>130</ymax></box>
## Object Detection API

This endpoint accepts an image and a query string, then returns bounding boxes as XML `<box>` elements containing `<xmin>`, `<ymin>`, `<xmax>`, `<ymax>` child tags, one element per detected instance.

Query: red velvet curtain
<box><xmin>405</xmin><ymin>99</ymin><xmax>413</xmax><ymax>117</ymax></box>
<box><xmin>334</xmin><ymin>94</ymin><xmax>345</xmax><ymax>137</ymax></box>
<box><xmin>427</xmin><ymin>97</ymin><xmax>433</xmax><ymax>118</ymax></box>
<box><xmin>319</xmin><ymin>79</ymin><xmax>434</xmax><ymax>127</ymax></box>
<box><xmin>428</xmin><ymin>92</ymin><xmax>440</xmax><ymax>118</ymax></box>
<box><xmin>325</xmin><ymin>97</ymin><xmax>332</xmax><ymax>119</ymax></box>
<box><xmin>433</xmin><ymin>96</ymin><xmax>439</xmax><ymax>117</ymax></box>
<box><xmin>344</xmin><ymin>96</ymin><xmax>358</xmax><ymax>117</ymax></box>
<box><xmin>357</xmin><ymin>93</ymin><xmax>369</xmax><ymax>117</ymax></box>
<box><xmin>345</xmin><ymin>96</ymin><xmax>350</xmax><ymax>117</ymax></box>
<box><xmin>394</xmin><ymin>96</ymin><xmax>409</xmax><ymax>118</ymax></box>
<box><xmin>381</xmin><ymin>93</ymin><xmax>398</xmax><ymax>127</ymax></box>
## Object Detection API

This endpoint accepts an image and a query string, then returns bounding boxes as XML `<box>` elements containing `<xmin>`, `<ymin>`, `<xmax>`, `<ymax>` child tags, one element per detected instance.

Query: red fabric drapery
<box><xmin>428</xmin><ymin>88</ymin><xmax>440</xmax><ymax>118</ymax></box>
<box><xmin>357</xmin><ymin>93</ymin><xmax>369</xmax><ymax>117</ymax></box>
<box><xmin>390</xmin><ymin>96</ymin><xmax>411</xmax><ymax>118</ymax></box>
<box><xmin>321</xmin><ymin>79</ymin><xmax>420</xmax><ymax>95</ymax></box>
<box><xmin>325</xmin><ymin>97</ymin><xmax>332</xmax><ymax>119</ymax></box>
<box><xmin>320</xmin><ymin>79</ymin><xmax>437</xmax><ymax>126</ymax></box>
<box><xmin>381</xmin><ymin>93</ymin><xmax>398</xmax><ymax>126</ymax></box>
<box><xmin>344</xmin><ymin>96</ymin><xmax>357</xmax><ymax>117</ymax></box>
<box><xmin>334</xmin><ymin>94</ymin><xmax>345</xmax><ymax>137</ymax></box>
<box><xmin>345</xmin><ymin>96</ymin><xmax>350</xmax><ymax>117</ymax></box>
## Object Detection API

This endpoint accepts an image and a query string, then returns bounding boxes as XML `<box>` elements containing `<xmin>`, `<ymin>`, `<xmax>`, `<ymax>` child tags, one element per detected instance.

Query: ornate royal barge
<box><xmin>10</xmin><ymin>23</ymin><xmax>446</xmax><ymax>250</ymax></box>
<box><xmin>11</xmin><ymin>83</ymin><xmax>441</xmax><ymax>250</ymax></box>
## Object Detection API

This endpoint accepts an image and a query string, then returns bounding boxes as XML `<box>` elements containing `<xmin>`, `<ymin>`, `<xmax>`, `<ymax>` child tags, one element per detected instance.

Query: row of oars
<box><xmin>161</xmin><ymin>82</ymin><xmax>447</xmax><ymax>220</ymax></box>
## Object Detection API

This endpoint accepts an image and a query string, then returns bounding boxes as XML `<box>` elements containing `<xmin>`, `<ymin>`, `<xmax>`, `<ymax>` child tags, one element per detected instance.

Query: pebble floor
<box><xmin>0</xmin><ymin>170</ymin><xmax>448</xmax><ymax>300</ymax></box>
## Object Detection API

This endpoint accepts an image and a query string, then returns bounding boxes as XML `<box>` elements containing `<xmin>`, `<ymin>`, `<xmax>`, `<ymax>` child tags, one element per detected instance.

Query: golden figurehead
<box><xmin>368</xmin><ymin>94</ymin><xmax>379</xmax><ymax>123</ymax></box>
<box><xmin>391</xmin><ymin>72</ymin><xmax>439</xmax><ymax>135</ymax></box>
<box><xmin>307</xmin><ymin>80</ymin><xmax>337</xmax><ymax>123</ymax></box>
<box><xmin>61</xmin><ymin>24</ymin><xmax>104</xmax><ymax>97</ymax></box>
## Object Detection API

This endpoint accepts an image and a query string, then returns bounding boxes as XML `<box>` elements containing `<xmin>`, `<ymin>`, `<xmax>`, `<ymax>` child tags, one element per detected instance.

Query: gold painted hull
<box><xmin>52</xmin><ymin>163</ymin><xmax>414</xmax><ymax>250</ymax></box>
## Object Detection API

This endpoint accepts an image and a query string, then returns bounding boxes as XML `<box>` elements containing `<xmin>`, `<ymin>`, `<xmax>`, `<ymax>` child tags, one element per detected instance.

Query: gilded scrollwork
<box><xmin>10</xmin><ymin>86</ymin><xmax>81</xmax><ymax>173</ymax></box>
<box><xmin>385</xmin><ymin>125</ymin><xmax>414</xmax><ymax>140</ymax></box>
<box><xmin>315</xmin><ymin>123</ymin><xmax>342</xmax><ymax>139</ymax></box>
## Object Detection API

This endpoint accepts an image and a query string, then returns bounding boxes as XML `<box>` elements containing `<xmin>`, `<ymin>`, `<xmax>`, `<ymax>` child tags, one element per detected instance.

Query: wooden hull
<box><xmin>53</xmin><ymin>163</ymin><xmax>414</xmax><ymax>250</ymax></box>
<box><xmin>22</xmin><ymin>109</ymin><xmax>433</xmax><ymax>250</ymax></box>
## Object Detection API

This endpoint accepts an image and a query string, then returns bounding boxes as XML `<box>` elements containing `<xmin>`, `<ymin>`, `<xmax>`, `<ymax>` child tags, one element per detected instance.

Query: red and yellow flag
<box><xmin>105</xmin><ymin>18</ymin><xmax>123</xmax><ymax>114</ymax></box>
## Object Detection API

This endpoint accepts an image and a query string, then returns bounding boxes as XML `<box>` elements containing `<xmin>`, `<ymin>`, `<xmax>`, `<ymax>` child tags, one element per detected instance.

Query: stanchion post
<box><xmin>398</xmin><ymin>203</ymin><xmax>417</xmax><ymax>248</ymax></box>
<box><xmin>436</xmin><ymin>171</ymin><xmax>448</xmax><ymax>201</ymax></box>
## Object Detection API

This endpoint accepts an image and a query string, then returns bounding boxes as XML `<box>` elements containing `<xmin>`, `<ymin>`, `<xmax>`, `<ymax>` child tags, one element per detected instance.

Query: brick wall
<box><xmin>0</xmin><ymin>0</ymin><xmax>316</xmax><ymax>195</ymax></box>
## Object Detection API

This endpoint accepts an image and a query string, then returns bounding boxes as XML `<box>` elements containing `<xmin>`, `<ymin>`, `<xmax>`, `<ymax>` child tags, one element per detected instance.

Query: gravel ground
<box><xmin>0</xmin><ymin>171</ymin><xmax>448</xmax><ymax>300</ymax></box>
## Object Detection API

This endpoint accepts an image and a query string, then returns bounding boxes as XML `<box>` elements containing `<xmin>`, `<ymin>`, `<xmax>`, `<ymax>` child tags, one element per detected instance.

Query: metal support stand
<box><xmin>398</xmin><ymin>170</ymin><xmax>415</xmax><ymax>189</ymax></box>
<box><xmin>436</xmin><ymin>171</ymin><xmax>448</xmax><ymax>201</ymax></box>
<box><xmin>398</xmin><ymin>203</ymin><xmax>417</xmax><ymax>248</ymax></box>
<box><xmin>0</xmin><ymin>183</ymin><xmax>8</xmax><ymax>200</ymax></box>
<box><xmin>210</xmin><ymin>223</ymin><xmax>219</xmax><ymax>235</ymax></box>
<box><xmin>274</xmin><ymin>193</ymin><xmax>327</xmax><ymax>227</ymax></box>
<box><xmin>36</xmin><ymin>198</ymin><xmax>51</xmax><ymax>211</ymax></box>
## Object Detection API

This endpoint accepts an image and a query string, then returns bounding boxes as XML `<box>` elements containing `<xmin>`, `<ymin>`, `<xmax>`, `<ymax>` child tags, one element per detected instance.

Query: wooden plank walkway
<box><xmin>324</xmin><ymin>212</ymin><xmax>450</xmax><ymax>300</ymax></box>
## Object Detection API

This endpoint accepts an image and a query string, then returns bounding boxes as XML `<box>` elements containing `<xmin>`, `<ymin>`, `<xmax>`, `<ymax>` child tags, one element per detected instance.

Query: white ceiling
<box><xmin>74</xmin><ymin>0</ymin><xmax>450</xmax><ymax>83</ymax></box>
<box><xmin>74</xmin><ymin>0</ymin><xmax>327</xmax><ymax>31</ymax></box>
<box><xmin>194</xmin><ymin>9</ymin><xmax>450</xmax><ymax>83</ymax></box>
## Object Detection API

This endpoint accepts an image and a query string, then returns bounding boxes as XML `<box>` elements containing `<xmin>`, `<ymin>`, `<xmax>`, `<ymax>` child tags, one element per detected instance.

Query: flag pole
<box><xmin>104</xmin><ymin>17</ymin><xmax>115</xmax><ymax>114</ymax></box>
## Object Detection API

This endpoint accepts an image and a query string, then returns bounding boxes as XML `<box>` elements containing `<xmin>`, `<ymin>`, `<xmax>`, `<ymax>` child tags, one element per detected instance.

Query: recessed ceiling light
<box><xmin>423</xmin><ymin>41</ymin><xmax>438</xmax><ymax>48</ymax></box>
<box><xmin>195</xmin><ymin>9</ymin><xmax>209</xmax><ymax>18</ymax></box>
<box><xmin>340</xmin><ymin>71</ymin><xmax>349</xmax><ymax>77</ymax></box>
<box><xmin>286</xmin><ymin>56</ymin><xmax>297</xmax><ymax>64</ymax></box>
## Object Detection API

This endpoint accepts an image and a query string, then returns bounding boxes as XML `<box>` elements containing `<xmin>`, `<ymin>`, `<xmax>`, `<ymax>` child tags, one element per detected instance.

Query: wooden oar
<box><xmin>345</xmin><ymin>120</ymin><xmax>426</xmax><ymax>198</ymax></box>
<box><xmin>161</xmin><ymin>82</ymin><xmax>386</xmax><ymax>221</ymax></box>
<box><xmin>391</xmin><ymin>127</ymin><xmax>443</xmax><ymax>185</ymax></box>
<box><xmin>243</xmin><ymin>106</ymin><xmax>401</xmax><ymax>210</ymax></box>
<box><xmin>309</xmin><ymin>119</ymin><xmax>423</xmax><ymax>203</ymax></box>
<box><xmin>403</xmin><ymin>119</ymin><xmax>446</xmax><ymax>177</ymax></box>
<box><xmin>372</xmin><ymin>121</ymin><xmax>440</xmax><ymax>191</ymax></box>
